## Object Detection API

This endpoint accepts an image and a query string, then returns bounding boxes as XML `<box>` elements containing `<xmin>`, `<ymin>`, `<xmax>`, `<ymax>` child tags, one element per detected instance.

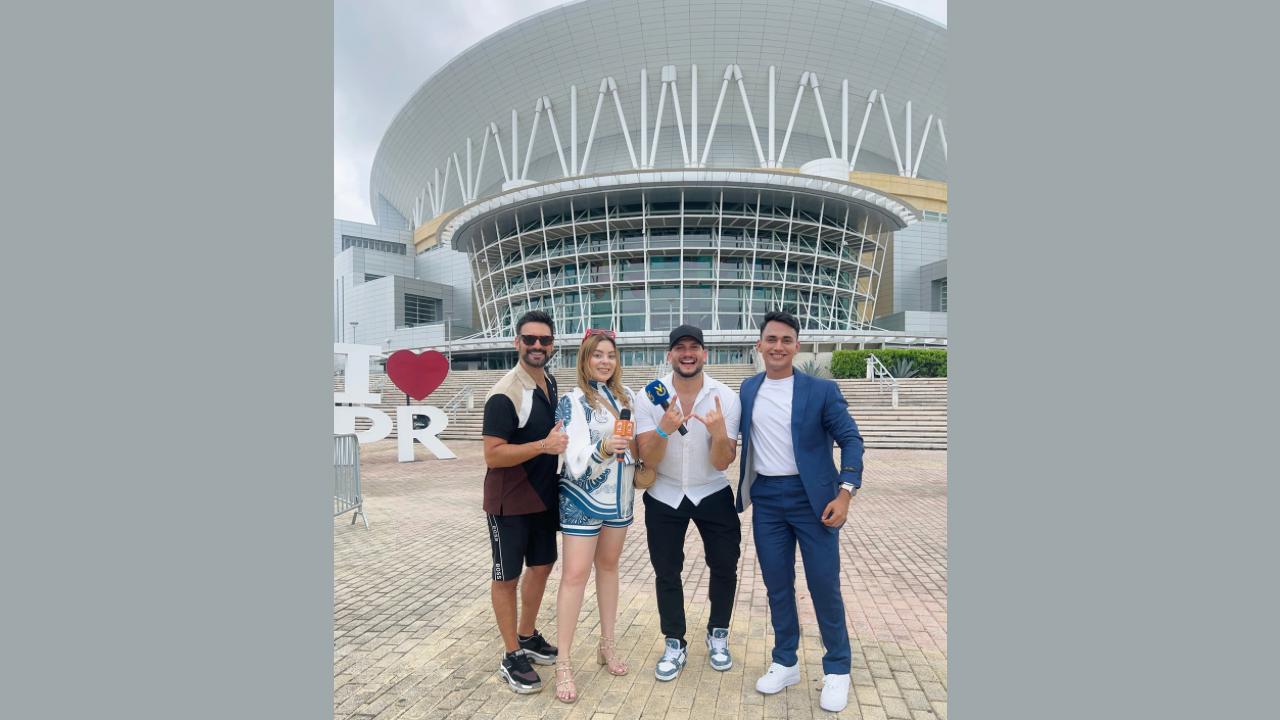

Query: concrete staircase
<box><xmin>337</xmin><ymin>365</ymin><xmax>947</xmax><ymax>450</ymax></box>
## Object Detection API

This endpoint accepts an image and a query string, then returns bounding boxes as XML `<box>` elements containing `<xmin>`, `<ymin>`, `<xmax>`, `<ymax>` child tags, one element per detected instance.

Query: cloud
<box><xmin>335</xmin><ymin>0</ymin><xmax>567</xmax><ymax>221</ymax></box>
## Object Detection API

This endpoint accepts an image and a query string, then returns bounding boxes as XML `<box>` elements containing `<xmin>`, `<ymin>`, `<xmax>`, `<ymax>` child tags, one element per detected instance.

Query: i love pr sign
<box><xmin>333</xmin><ymin>344</ymin><xmax>456</xmax><ymax>461</ymax></box>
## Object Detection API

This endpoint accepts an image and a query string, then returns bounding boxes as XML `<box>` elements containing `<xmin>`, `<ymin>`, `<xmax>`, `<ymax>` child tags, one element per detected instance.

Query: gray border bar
<box><xmin>3</xmin><ymin>1</ymin><xmax>332</xmax><ymax>716</ymax></box>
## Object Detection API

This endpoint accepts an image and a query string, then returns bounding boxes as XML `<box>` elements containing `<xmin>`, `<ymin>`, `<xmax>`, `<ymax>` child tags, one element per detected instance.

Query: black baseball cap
<box><xmin>668</xmin><ymin>324</ymin><xmax>705</xmax><ymax>349</ymax></box>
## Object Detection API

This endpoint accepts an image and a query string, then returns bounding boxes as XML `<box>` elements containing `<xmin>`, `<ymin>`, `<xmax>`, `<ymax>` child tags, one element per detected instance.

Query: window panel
<box><xmin>404</xmin><ymin>294</ymin><xmax>442</xmax><ymax>327</ymax></box>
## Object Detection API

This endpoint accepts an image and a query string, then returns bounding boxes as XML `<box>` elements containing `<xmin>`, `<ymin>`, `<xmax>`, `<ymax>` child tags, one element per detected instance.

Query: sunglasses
<box><xmin>519</xmin><ymin>334</ymin><xmax>554</xmax><ymax>347</ymax></box>
<box><xmin>582</xmin><ymin>328</ymin><xmax>616</xmax><ymax>341</ymax></box>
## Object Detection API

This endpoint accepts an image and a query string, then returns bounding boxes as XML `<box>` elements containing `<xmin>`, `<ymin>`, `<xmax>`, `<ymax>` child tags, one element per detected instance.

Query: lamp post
<box><xmin>349</xmin><ymin>321</ymin><xmax>358</xmax><ymax>343</ymax></box>
<box><xmin>446</xmin><ymin>287</ymin><xmax>455</xmax><ymax>368</ymax></box>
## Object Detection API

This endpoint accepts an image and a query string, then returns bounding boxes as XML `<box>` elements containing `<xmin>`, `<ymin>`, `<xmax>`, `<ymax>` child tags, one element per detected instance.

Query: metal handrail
<box><xmin>866</xmin><ymin>353</ymin><xmax>900</xmax><ymax>408</ymax></box>
<box><xmin>441</xmin><ymin>386</ymin><xmax>475</xmax><ymax>414</ymax></box>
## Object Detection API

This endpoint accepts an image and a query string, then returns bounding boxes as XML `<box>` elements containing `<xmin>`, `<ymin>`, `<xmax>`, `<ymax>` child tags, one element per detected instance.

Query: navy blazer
<box><xmin>735</xmin><ymin>370</ymin><xmax>864</xmax><ymax>519</ymax></box>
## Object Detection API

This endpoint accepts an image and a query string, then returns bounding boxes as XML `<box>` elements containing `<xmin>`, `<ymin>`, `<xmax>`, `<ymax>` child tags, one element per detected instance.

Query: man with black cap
<box><xmin>635</xmin><ymin>324</ymin><xmax>743</xmax><ymax>681</ymax></box>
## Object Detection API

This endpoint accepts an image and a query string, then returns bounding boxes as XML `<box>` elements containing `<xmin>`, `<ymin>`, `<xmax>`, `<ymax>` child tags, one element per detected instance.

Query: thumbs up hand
<box><xmin>543</xmin><ymin>419</ymin><xmax>569</xmax><ymax>454</ymax></box>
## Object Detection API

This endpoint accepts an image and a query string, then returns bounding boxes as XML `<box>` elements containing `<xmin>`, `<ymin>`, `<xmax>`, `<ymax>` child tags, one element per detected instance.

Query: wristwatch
<box><xmin>839</xmin><ymin>482</ymin><xmax>858</xmax><ymax>497</ymax></box>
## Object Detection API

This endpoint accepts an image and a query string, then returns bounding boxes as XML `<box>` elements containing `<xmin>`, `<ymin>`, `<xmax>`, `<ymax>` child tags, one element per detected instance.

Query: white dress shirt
<box><xmin>750</xmin><ymin>375</ymin><xmax>799</xmax><ymax>476</ymax></box>
<box><xmin>635</xmin><ymin>372</ymin><xmax>742</xmax><ymax>509</ymax></box>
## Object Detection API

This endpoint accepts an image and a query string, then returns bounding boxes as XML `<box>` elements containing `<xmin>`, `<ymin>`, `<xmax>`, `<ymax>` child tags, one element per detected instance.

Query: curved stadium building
<box><xmin>336</xmin><ymin>0</ymin><xmax>948</xmax><ymax>368</ymax></box>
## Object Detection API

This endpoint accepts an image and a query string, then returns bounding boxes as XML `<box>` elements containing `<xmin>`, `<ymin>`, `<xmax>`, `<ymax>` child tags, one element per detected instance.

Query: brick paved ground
<box><xmin>335</xmin><ymin>440</ymin><xmax>946</xmax><ymax>720</ymax></box>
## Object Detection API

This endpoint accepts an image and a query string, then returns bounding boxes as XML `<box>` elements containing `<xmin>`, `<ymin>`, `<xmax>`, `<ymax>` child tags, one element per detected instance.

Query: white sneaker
<box><xmin>755</xmin><ymin>662</ymin><xmax>800</xmax><ymax>694</ymax></box>
<box><xmin>819</xmin><ymin>673</ymin><xmax>851</xmax><ymax>712</ymax></box>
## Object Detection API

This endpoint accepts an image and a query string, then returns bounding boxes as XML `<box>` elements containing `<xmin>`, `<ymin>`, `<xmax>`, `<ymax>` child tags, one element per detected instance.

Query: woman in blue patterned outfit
<box><xmin>552</xmin><ymin>329</ymin><xmax>636</xmax><ymax>703</ymax></box>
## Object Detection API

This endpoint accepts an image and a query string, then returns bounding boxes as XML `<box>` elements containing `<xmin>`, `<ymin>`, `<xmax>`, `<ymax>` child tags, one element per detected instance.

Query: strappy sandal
<box><xmin>554</xmin><ymin>659</ymin><xmax>577</xmax><ymax>703</ymax></box>
<box><xmin>597</xmin><ymin>635</ymin><xmax>629</xmax><ymax>676</ymax></box>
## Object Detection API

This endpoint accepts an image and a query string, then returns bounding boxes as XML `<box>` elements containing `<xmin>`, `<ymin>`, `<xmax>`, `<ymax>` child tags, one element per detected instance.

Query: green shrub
<box><xmin>798</xmin><ymin>358</ymin><xmax>830</xmax><ymax>378</ymax></box>
<box><xmin>889</xmin><ymin>358</ymin><xmax>919</xmax><ymax>378</ymax></box>
<box><xmin>830</xmin><ymin>349</ymin><xmax>947</xmax><ymax>378</ymax></box>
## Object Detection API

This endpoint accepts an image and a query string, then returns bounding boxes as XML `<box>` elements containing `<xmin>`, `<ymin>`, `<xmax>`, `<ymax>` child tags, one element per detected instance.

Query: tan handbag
<box><xmin>633</xmin><ymin>460</ymin><xmax>657</xmax><ymax>489</ymax></box>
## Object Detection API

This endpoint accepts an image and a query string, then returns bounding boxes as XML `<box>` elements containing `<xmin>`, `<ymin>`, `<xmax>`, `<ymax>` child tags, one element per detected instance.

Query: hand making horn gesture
<box><xmin>658</xmin><ymin>401</ymin><xmax>686</xmax><ymax>437</ymax></box>
<box><xmin>692</xmin><ymin>395</ymin><xmax>728</xmax><ymax>439</ymax></box>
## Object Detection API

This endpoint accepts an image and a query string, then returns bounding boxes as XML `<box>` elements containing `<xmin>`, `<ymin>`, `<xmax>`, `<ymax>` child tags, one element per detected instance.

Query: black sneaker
<box><xmin>517</xmin><ymin>629</ymin><xmax>559</xmax><ymax>665</ymax></box>
<box><xmin>499</xmin><ymin>650</ymin><xmax>542</xmax><ymax>694</ymax></box>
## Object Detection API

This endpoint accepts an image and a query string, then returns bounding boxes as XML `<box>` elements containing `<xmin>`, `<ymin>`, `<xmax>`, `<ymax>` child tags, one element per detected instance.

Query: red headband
<box><xmin>581</xmin><ymin>328</ymin><xmax>616</xmax><ymax>342</ymax></box>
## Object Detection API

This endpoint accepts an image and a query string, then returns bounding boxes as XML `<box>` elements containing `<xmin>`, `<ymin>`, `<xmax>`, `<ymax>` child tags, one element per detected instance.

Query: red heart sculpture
<box><xmin>386</xmin><ymin>350</ymin><xmax>449</xmax><ymax>401</ymax></box>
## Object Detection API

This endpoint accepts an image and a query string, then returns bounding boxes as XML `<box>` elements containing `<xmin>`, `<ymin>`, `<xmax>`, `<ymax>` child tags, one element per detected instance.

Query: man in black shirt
<box><xmin>482</xmin><ymin>310</ymin><xmax>568</xmax><ymax>694</ymax></box>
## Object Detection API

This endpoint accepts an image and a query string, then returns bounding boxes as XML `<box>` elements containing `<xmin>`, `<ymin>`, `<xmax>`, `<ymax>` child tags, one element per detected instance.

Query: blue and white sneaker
<box><xmin>654</xmin><ymin>638</ymin><xmax>687</xmax><ymax>681</ymax></box>
<box><xmin>706</xmin><ymin>628</ymin><xmax>732</xmax><ymax>671</ymax></box>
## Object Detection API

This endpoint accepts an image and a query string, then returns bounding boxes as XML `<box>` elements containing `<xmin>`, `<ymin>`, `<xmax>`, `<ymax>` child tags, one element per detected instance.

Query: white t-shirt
<box><xmin>750</xmin><ymin>375</ymin><xmax>799</xmax><ymax>476</ymax></box>
<box><xmin>635</xmin><ymin>373</ymin><xmax>742</xmax><ymax>509</ymax></box>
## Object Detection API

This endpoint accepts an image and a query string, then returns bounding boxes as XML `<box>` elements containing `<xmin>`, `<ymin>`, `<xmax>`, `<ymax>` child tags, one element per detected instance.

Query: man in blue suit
<box><xmin>736</xmin><ymin>310</ymin><xmax>864</xmax><ymax>713</ymax></box>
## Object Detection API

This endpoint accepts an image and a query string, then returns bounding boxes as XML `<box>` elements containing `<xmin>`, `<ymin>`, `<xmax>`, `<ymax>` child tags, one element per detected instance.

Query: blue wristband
<box><xmin>655</xmin><ymin>426</ymin><xmax>670</xmax><ymax>439</ymax></box>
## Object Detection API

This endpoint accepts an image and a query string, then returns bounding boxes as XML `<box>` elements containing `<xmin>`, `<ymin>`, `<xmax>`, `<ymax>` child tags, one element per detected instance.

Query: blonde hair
<box><xmin>576</xmin><ymin>334</ymin><xmax>631</xmax><ymax>415</ymax></box>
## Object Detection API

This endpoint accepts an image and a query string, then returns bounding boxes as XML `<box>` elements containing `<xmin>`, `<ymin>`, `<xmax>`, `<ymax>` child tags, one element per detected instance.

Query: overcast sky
<box><xmin>335</xmin><ymin>0</ymin><xmax>947</xmax><ymax>224</ymax></box>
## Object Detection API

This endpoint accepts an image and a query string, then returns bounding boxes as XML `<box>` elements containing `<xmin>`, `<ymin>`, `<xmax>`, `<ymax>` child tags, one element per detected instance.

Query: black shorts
<box><xmin>487</xmin><ymin>509</ymin><xmax>559</xmax><ymax>581</ymax></box>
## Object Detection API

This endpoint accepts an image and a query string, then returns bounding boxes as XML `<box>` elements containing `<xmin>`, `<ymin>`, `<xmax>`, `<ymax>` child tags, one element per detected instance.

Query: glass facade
<box><xmin>459</xmin><ymin>184</ymin><xmax>892</xmax><ymax>338</ymax></box>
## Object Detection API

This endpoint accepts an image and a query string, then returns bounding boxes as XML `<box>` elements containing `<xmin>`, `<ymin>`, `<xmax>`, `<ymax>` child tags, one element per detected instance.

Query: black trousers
<box><xmin>643</xmin><ymin>485</ymin><xmax>742</xmax><ymax>643</ymax></box>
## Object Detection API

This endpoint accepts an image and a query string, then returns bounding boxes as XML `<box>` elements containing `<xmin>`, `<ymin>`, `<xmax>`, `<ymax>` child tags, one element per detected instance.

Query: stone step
<box><xmin>426</xmin><ymin>419</ymin><xmax>943</xmax><ymax>434</ymax></box>
<box><xmin>359</xmin><ymin>410</ymin><xmax>949</xmax><ymax>421</ymax></box>
<box><xmin>863</xmin><ymin>429</ymin><xmax>949</xmax><ymax>434</ymax></box>
<box><xmin>345</xmin><ymin>366</ymin><xmax>950</xmax><ymax>448</ymax></box>
<box><xmin>425</xmin><ymin>411</ymin><xmax>947</xmax><ymax>420</ymax></box>
<box><xmin>337</xmin><ymin>370</ymin><xmax>947</xmax><ymax>387</ymax></box>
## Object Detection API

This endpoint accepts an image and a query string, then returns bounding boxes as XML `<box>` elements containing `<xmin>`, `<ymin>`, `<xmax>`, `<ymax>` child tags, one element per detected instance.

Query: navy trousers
<box><xmin>750</xmin><ymin>473</ymin><xmax>851</xmax><ymax>674</ymax></box>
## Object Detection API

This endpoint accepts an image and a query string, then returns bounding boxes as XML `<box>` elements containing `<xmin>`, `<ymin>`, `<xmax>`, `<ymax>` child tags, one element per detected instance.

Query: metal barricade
<box><xmin>334</xmin><ymin>434</ymin><xmax>369</xmax><ymax>528</ymax></box>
